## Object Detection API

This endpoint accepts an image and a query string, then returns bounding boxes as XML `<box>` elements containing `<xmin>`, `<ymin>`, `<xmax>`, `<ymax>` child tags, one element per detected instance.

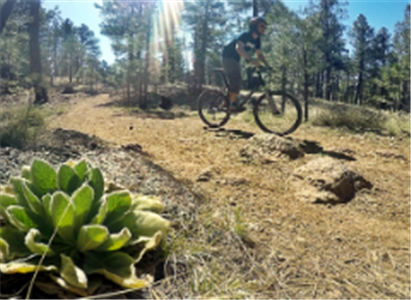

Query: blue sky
<box><xmin>43</xmin><ymin>0</ymin><xmax>409</xmax><ymax>65</ymax></box>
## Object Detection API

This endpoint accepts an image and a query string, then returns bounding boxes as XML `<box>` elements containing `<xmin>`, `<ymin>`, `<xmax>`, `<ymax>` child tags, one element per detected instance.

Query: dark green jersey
<box><xmin>222</xmin><ymin>31</ymin><xmax>261</xmax><ymax>62</ymax></box>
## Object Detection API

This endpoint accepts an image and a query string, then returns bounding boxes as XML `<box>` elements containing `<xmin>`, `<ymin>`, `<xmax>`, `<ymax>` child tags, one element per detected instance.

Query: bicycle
<box><xmin>197</xmin><ymin>67</ymin><xmax>302</xmax><ymax>136</ymax></box>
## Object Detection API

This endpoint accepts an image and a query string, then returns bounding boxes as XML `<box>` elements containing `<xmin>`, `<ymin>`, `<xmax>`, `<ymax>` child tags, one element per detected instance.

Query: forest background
<box><xmin>0</xmin><ymin>0</ymin><xmax>409</xmax><ymax>114</ymax></box>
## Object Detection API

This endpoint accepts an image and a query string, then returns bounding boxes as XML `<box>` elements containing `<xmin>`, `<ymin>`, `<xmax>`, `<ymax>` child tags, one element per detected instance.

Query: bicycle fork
<box><xmin>265</xmin><ymin>90</ymin><xmax>281</xmax><ymax>115</ymax></box>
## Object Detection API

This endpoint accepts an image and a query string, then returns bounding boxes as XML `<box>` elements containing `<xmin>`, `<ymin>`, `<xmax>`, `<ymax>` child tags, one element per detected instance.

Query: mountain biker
<box><xmin>222</xmin><ymin>16</ymin><xmax>271</xmax><ymax>113</ymax></box>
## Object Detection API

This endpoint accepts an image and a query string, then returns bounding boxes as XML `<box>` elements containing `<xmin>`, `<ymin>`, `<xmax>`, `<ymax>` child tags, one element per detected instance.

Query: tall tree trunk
<box><xmin>316</xmin><ymin>71</ymin><xmax>323</xmax><ymax>98</ymax></box>
<box><xmin>302</xmin><ymin>49</ymin><xmax>309</xmax><ymax>122</ymax></box>
<box><xmin>192</xmin><ymin>24</ymin><xmax>201</xmax><ymax>95</ymax></box>
<box><xmin>127</xmin><ymin>35</ymin><xmax>134</xmax><ymax>106</ymax></box>
<box><xmin>253</xmin><ymin>0</ymin><xmax>258</xmax><ymax>17</ymax></box>
<box><xmin>50</xmin><ymin>31</ymin><xmax>59</xmax><ymax>87</ymax></box>
<box><xmin>281</xmin><ymin>66</ymin><xmax>287</xmax><ymax>111</ymax></box>
<box><xmin>325</xmin><ymin>66</ymin><xmax>331</xmax><ymax>100</ymax></box>
<box><xmin>29</xmin><ymin>0</ymin><xmax>48</xmax><ymax>104</ymax></box>
<box><xmin>141</xmin><ymin>9</ymin><xmax>152</xmax><ymax>109</ymax></box>
<box><xmin>355</xmin><ymin>70</ymin><xmax>363</xmax><ymax>105</ymax></box>
<box><xmin>199</xmin><ymin>2</ymin><xmax>210</xmax><ymax>88</ymax></box>
<box><xmin>69</xmin><ymin>62</ymin><xmax>73</xmax><ymax>84</ymax></box>
<box><xmin>0</xmin><ymin>0</ymin><xmax>15</xmax><ymax>36</ymax></box>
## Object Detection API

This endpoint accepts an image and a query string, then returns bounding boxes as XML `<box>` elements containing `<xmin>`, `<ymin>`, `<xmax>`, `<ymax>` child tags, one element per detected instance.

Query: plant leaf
<box><xmin>58</xmin><ymin>165</ymin><xmax>81</xmax><ymax>195</ymax></box>
<box><xmin>72</xmin><ymin>184</ymin><xmax>94</xmax><ymax>234</ymax></box>
<box><xmin>0</xmin><ymin>260</ymin><xmax>58</xmax><ymax>274</ymax></box>
<box><xmin>40</xmin><ymin>194</ymin><xmax>55</xmax><ymax>237</ymax></box>
<box><xmin>42</xmin><ymin>194</ymin><xmax>52</xmax><ymax>218</ymax></box>
<box><xmin>126</xmin><ymin>231</ymin><xmax>164</xmax><ymax>263</ymax></box>
<box><xmin>24</xmin><ymin>228</ymin><xmax>55</xmax><ymax>257</ymax></box>
<box><xmin>10</xmin><ymin>177</ymin><xmax>30</xmax><ymax>209</ymax></box>
<box><xmin>21</xmin><ymin>182</ymin><xmax>44</xmax><ymax>216</ymax></box>
<box><xmin>77</xmin><ymin>225</ymin><xmax>108</xmax><ymax>252</ymax></box>
<box><xmin>0</xmin><ymin>227</ymin><xmax>29</xmax><ymax>260</ymax></box>
<box><xmin>84</xmin><ymin>252</ymin><xmax>149</xmax><ymax>289</ymax></box>
<box><xmin>31</xmin><ymin>159</ymin><xmax>57</xmax><ymax>195</ymax></box>
<box><xmin>104</xmin><ymin>191</ymin><xmax>132</xmax><ymax>225</ymax></box>
<box><xmin>109</xmin><ymin>210</ymin><xmax>169</xmax><ymax>241</ymax></box>
<box><xmin>50</xmin><ymin>192</ymin><xmax>75</xmax><ymax>245</ymax></box>
<box><xmin>87</xmin><ymin>168</ymin><xmax>104</xmax><ymax>202</ymax></box>
<box><xmin>48</xmin><ymin>274</ymin><xmax>88</xmax><ymax>297</ymax></box>
<box><xmin>95</xmin><ymin>228</ymin><xmax>132</xmax><ymax>252</ymax></box>
<box><xmin>0</xmin><ymin>193</ymin><xmax>18</xmax><ymax>223</ymax></box>
<box><xmin>0</xmin><ymin>238</ymin><xmax>9</xmax><ymax>261</ymax></box>
<box><xmin>60</xmin><ymin>254</ymin><xmax>88</xmax><ymax>289</ymax></box>
<box><xmin>89</xmin><ymin>198</ymin><xmax>108</xmax><ymax>225</ymax></box>
<box><xmin>21</xmin><ymin>165</ymin><xmax>32</xmax><ymax>181</ymax></box>
<box><xmin>74</xmin><ymin>160</ymin><xmax>89</xmax><ymax>182</ymax></box>
<box><xmin>131</xmin><ymin>194</ymin><xmax>165</xmax><ymax>213</ymax></box>
<box><xmin>6</xmin><ymin>205</ymin><xmax>37</xmax><ymax>232</ymax></box>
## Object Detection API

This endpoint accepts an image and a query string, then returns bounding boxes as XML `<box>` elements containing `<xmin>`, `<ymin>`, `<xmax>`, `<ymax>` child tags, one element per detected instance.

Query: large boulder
<box><xmin>289</xmin><ymin>157</ymin><xmax>372</xmax><ymax>204</ymax></box>
<box><xmin>240</xmin><ymin>134</ymin><xmax>304</xmax><ymax>163</ymax></box>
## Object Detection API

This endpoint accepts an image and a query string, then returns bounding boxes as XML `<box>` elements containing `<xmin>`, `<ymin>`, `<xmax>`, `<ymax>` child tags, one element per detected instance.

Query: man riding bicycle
<box><xmin>222</xmin><ymin>16</ymin><xmax>271</xmax><ymax>113</ymax></box>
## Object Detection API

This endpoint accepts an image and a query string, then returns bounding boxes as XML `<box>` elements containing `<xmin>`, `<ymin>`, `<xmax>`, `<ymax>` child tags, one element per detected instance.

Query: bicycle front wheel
<box><xmin>198</xmin><ymin>89</ymin><xmax>230</xmax><ymax>128</ymax></box>
<box><xmin>253</xmin><ymin>90</ymin><xmax>302</xmax><ymax>136</ymax></box>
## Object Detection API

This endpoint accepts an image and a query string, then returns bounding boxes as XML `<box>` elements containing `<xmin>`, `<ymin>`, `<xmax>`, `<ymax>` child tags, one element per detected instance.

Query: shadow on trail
<box><xmin>94</xmin><ymin>100</ymin><xmax>119</xmax><ymax>108</ymax></box>
<box><xmin>203</xmin><ymin>127</ymin><xmax>255</xmax><ymax>140</ymax></box>
<box><xmin>300</xmin><ymin>140</ymin><xmax>356</xmax><ymax>161</ymax></box>
<box><xmin>94</xmin><ymin>96</ymin><xmax>188</xmax><ymax>120</ymax></box>
<box><xmin>125</xmin><ymin>109</ymin><xmax>188</xmax><ymax>120</ymax></box>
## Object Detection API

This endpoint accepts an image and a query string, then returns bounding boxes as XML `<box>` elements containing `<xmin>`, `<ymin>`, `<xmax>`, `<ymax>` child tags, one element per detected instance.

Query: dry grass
<box><xmin>309</xmin><ymin>100</ymin><xmax>410</xmax><ymax>136</ymax></box>
<box><xmin>48</xmin><ymin>94</ymin><xmax>410</xmax><ymax>299</ymax></box>
<box><xmin>0</xmin><ymin>104</ymin><xmax>47</xmax><ymax>149</ymax></box>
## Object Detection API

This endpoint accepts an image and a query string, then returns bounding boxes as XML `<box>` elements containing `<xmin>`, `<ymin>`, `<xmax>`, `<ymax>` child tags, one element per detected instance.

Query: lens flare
<box><xmin>153</xmin><ymin>0</ymin><xmax>184</xmax><ymax>60</ymax></box>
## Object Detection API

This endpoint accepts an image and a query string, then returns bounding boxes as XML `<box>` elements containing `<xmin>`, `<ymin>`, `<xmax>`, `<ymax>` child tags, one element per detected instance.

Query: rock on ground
<box><xmin>240</xmin><ymin>134</ymin><xmax>304</xmax><ymax>163</ymax></box>
<box><xmin>289</xmin><ymin>157</ymin><xmax>372</xmax><ymax>204</ymax></box>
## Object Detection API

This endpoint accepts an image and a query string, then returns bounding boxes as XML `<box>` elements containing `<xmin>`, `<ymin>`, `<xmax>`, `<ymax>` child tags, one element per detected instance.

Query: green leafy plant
<box><xmin>0</xmin><ymin>159</ymin><xmax>169</xmax><ymax>296</ymax></box>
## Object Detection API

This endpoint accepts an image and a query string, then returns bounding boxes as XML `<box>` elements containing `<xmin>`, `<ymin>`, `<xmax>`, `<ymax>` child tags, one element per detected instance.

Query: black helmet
<box><xmin>249</xmin><ymin>16</ymin><xmax>267</xmax><ymax>35</ymax></box>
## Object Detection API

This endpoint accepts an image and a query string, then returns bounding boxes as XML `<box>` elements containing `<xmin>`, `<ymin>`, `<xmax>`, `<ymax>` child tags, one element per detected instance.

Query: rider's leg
<box><xmin>229</xmin><ymin>92</ymin><xmax>238</xmax><ymax>104</ymax></box>
<box><xmin>222</xmin><ymin>57</ymin><xmax>245</xmax><ymax>112</ymax></box>
<box><xmin>222</xmin><ymin>57</ymin><xmax>241</xmax><ymax>101</ymax></box>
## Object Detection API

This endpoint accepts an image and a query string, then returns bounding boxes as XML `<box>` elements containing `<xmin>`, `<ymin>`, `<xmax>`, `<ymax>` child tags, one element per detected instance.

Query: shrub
<box><xmin>312</xmin><ymin>104</ymin><xmax>387</xmax><ymax>133</ymax></box>
<box><xmin>0</xmin><ymin>105</ymin><xmax>45</xmax><ymax>149</ymax></box>
<box><xmin>0</xmin><ymin>159</ymin><xmax>169</xmax><ymax>296</ymax></box>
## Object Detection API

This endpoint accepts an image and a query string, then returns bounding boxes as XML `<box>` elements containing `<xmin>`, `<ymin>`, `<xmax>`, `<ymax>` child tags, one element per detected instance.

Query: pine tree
<box><xmin>350</xmin><ymin>14</ymin><xmax>374</xmax><ymax>105</ymax></box>
<box><xmin>42</xmin><ymin>6</ymin><xmax>62</xmax><ymax>86</ymax></box>
<box><xmin>96</xmin><ymin>0</ymin><xmax>154</xmax><ymax>107</ymax></box>
<box><xmin>28</xmin><ymin>0</ymin><xmax>48</xmax><ymax>104</ymax></box>
<box><xmin>393</xmin><ymin>4</ymin><xmax>410</xmax><ymax>111</ymax></box>
<box><xmin>310</xmin><ymin>0</ymin><xmax>347</xmax><ymax>100</ymax></box>
<box><xmin>183</xmin><ymin>0</ymin><xmax>227</xmax><ymax>93</ymax></box>
<box><xmin>369</xmin><ymin>27</ymin><xmax>391</xmax><ymax>102</ymax></box>
<box><xmin>295</xmin><ymin>8</ymin><xmax>322</xmax><ymax>120</ymax></box>
<box><xmin>0</xmin><ymin>0</ymin><xmax>15</xmax><ymax>35</ymax></box>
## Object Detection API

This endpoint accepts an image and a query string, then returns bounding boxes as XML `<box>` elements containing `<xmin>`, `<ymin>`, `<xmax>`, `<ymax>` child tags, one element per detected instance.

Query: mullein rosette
<box><xmin>0</xmin><ymin>159</ymin><xmax>169</xmax><ymax>296</ymax></box>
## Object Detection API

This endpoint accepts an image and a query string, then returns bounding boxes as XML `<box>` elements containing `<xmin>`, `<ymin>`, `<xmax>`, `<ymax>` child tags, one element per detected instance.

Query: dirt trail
<box><xmin>50</xmin><ymin>93</ymin><xmax>410</xmax><ymax>298</ymax></box>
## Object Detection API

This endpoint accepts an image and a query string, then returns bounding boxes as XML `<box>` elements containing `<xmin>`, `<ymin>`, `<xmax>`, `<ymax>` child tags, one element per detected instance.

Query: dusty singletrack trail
<box><xmin>49</xmin><ymin>94</ymin><xmax>410</xmax><ymax>298</ymax></box>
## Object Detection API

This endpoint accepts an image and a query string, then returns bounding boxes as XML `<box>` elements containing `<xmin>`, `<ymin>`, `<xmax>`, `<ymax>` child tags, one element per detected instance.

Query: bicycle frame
<box><xmin>201</xmin><ymin>68</ymin><xmax>302</xmax><ymax>135</ymax></box>
<box><xmin>214</xmin><ymin>68</ymin><xmax>268</xmax><ymax>108</ymax></box>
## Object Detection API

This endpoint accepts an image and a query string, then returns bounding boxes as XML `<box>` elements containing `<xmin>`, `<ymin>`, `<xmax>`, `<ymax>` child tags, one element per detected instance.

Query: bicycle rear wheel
<box><xmin>198</xmin><ymin>89</ymin><xmax>230</xmax><ymax>128</ymax></box>
<box><xmin>253</xmin><ymin>90</ymin><xmax>302</xmax><ymax>136</ymax></box>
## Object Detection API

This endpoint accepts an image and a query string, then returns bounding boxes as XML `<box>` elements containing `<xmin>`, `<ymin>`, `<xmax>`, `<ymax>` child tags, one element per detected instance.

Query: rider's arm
<box><xmin>235</xmin><ymin>41</ymin><xmax>253</xmax><ymax>61</ymax></box>
<box><xmin>256</xmin><ymin>49</ymin><xmax>269</xmax><ymax>66</ymax></box>
<box><xmin>236</xmin><ymin>42</ymin><xmax>260</xmax><ymax>67</ymax></box>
